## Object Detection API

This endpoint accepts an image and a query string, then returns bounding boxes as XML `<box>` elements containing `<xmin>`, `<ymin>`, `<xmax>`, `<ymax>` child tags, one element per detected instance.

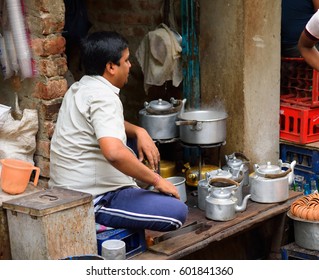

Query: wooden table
<box><xmin>132</xmin><ymin>188</ymin><xmax>303</xmax><ymax>260</ymax></box>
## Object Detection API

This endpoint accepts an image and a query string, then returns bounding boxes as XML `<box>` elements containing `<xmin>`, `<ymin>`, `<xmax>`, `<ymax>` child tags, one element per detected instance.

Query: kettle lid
<box><xmin>255</xmin><ymin>161</ymin><xmax>281</xmax><ymax>175</ymax></box>
<box><xmin>227</xmin><ymin>156</ymin><xmax>243</xmax><ymax>168</ymax></box>
<box><xmin>212</xmin><ymin>188</ymin><xmax>232</xmax><ymax>199</ymax></box>
<box><xmin>207</xmin><ymin>168</ymin><xmax>232</xmax><ymax>179</ymax></box>
<box><xmin>145</xmin><ymin>99</ymin><xmax>172</xmax><ymax>112</ymax></box>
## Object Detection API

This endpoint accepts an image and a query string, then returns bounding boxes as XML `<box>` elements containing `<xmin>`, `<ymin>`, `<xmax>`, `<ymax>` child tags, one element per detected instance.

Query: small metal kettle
<box><xmin>205</xmin><ymin>178</ymin><xmax>251</xmax><ymax>221</ymax></box>
<box><xmin>224</xmin><ymin>152</ymin><xmax>250</xmax><ymax>185</ymax></box>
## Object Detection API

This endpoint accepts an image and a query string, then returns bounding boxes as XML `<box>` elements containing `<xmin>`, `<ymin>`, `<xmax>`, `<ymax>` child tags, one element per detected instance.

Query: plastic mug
<box><xmin>101</xmin><ymin>239</ymin><xmax>126</xmax><ymax>260</ymax></box>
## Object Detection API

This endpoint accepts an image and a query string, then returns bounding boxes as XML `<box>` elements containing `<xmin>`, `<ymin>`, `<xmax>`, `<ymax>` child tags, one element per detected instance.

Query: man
<box><xmin>49</xmin><ymin>31</ymin><xmax>188</xmax><ymax>231</ymax></box>
<box><xmin>298</xmin><ymin>9</ymin><xmax>319</xmax><ymax>71</ymax></box>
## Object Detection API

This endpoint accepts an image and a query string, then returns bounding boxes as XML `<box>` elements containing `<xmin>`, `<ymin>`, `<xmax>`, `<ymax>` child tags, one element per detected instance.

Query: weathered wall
<box><xmin>200</xmin><ymin>0</ymin><xmax>281</xmax><ymax>166</ymax></box>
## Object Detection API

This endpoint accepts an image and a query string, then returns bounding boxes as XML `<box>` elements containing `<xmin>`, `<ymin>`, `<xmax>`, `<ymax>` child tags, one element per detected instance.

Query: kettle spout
<box><xmin>235</xmin><ymin>194</ymin><xmax>251</xmax><ymax>212</ymax></box>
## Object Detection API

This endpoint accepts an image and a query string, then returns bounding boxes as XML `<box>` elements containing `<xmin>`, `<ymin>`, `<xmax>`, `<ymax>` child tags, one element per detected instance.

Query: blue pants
<box><xmin>95</xmin><ymin>187</ymin><xmax>188</xmax><ymax>232</ymax></box>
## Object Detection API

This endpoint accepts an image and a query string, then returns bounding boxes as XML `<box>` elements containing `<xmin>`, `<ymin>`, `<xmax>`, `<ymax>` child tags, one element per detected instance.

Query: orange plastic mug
<box><xmin>0</xmin><ymin>158</ymin><xmax>40</xmax><ymax>195</ymax></box>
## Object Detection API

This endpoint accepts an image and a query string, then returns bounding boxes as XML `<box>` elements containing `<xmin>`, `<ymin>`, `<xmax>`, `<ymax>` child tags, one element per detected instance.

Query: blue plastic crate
<box><xmin>280</xmin><ymin>143</ymin><xmax>319</xmax><ymax>173</ymax></box>
<box><xmin>281</xmin><ymin>242</ymin><xmax>319</xmax><ymax>260</ymax></box>
<box><xmin>292</xmin><ymin>167</ymin><xmax>318</xmax><ymax>193</ymax></box>
<box><xmin>96</xmin><ymin>228</ymin><xmax>146</xmax><ymax>259</ymax></box>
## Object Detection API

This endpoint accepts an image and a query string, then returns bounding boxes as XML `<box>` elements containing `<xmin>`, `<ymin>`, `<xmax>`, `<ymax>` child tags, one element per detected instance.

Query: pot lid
<box><xmin>145</xmin><ymin>99</ymin><xmax>172</xmax><ymax>112</ymax></box>
<box><xmin>207</xmin><ymin>168</ymin><xmax>232</xmax><ymax>179</ymax></box>
<box><xmin>255</xmin><ymin>161</ymin><xmax>281</xmax><ymax>175</ymax></box>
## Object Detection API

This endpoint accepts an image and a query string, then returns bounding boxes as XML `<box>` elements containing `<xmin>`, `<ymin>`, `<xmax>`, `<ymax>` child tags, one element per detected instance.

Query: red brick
<box><xmin>36</xmin><ymin>140</ymin><xmax>51</xmax><ymax>158</ymax></box>
<box><xmin>31</xmin><ymin>36</ymin><xmax>66</xmax><ymax>57</ymax></box>
<box><xmin>34</xmin><ymin>155</ymin><xmax>50</xmax><ymax>178</ymax></box>
<box><xmin>34</xmin><ymin>79</ymin><xmax>67</xmax><ymax>100</ymax></box>
<box><xmin>38</xmin><ymin>57</ymin><xmax>68</xmax><ymax>77</ymax></box>
<box><xmin>39</xmin><ymin>100</ymin><xmax>62</xmax><ymax>121</ymax></box>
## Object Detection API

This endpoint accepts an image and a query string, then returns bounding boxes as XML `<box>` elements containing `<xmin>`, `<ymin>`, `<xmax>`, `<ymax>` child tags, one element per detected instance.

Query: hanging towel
<box><xmin>135</xmin><ymin>23</ymin><xmax>183</xmax><ymax>93</ymax></box>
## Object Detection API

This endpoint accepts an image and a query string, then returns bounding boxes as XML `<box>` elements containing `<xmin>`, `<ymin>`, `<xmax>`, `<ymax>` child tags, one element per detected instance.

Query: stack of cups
<box><xmin>101</xmin><ymin>239</ymin><xmax>126</xmax><ymax>260</ymax></box>
<box><xmin>6</xmin><ymin>0</ymin><xmax>33</xmax><ymax>79</ymax></box>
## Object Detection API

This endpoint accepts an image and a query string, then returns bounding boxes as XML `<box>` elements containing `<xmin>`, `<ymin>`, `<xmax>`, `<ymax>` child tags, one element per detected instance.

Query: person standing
<box><xmin>281</xmin><ymin>0</ymin><xmax>319</xmax><ymax>57</ymax></box>
<box><xmin>49</xmin><ymin>31</ymin><xmax>188</xmax><ymax>232</ymax></box>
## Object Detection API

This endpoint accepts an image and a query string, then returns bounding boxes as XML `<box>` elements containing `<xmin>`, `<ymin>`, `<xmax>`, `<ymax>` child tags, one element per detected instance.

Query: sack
<box><xmin>0</xmin><ymin>109</ymin><xmax>38</xmax><ymax>164</ymax></box>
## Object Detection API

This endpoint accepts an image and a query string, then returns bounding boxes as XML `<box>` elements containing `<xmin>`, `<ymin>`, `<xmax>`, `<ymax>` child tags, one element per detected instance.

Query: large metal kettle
<box><xmin>249</xmin><ymin>160</ymin><xmax>296</xmax><ymax>203</ymax></box>
<box><xmin>205</xmin><ymin>178</ymin><xmax>251</xmax><ymax>221</ymax></box>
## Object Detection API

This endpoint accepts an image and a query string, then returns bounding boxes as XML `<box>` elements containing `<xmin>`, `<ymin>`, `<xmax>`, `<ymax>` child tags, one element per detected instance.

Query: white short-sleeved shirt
<box><xmin>48</xmin><ymin>75</ymin><xmax>137</xmax><ymax>197</ymax></box>
<box><xmin>306</xmin><ymin>9</ymin><xmax>319</xmax><ymax>40</ymax></box>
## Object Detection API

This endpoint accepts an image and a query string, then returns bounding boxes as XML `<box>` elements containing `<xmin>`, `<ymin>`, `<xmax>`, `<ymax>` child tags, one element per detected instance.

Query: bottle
<box><xmin>304</xmin><ymin>183</ymin><xmax>311</xmax><ymax>195</ymax></box>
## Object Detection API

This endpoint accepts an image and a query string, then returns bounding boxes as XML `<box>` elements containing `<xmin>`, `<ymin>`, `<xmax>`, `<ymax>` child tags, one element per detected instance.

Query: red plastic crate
<box><xmin>280</xmin><ymin>103</ymin><xmax>319</xmax><ymax>144</ymax></box>
<box><xmin>280</xmin><ymin>57</ymin><xmax>319</xmax><ymax>107</ymax></box>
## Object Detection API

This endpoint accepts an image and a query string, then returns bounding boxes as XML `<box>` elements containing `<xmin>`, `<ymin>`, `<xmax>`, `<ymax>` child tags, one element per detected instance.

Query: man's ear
<box><xmin>106</xmin><ymin>62</ymin><xmax>115</xmax><ymax>74</ymax></box>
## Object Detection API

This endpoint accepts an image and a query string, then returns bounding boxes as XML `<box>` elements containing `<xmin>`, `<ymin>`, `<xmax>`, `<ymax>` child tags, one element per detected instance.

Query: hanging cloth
<box><xmin>135</xmin><ymin>23</ymin><xmax>183</xmax><ymax>93</ymax></box>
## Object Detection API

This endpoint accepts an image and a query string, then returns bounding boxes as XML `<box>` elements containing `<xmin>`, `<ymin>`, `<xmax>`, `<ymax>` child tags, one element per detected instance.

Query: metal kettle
<box><xmin>224</xmin><ymin>152</ymin><xmax>250</xmax><ymax>185</ymax></box>
<box><xmin>205</xmin><ymin>178</ymin><xmax>251</xmax><ymax>221</ymax></box>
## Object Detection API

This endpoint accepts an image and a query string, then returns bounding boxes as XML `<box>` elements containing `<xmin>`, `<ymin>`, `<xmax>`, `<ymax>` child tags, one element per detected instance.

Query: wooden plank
<box><xmin>134</xmin><ymin>190</ymin><xmax>303</xmax><ymax>259</ymax></box>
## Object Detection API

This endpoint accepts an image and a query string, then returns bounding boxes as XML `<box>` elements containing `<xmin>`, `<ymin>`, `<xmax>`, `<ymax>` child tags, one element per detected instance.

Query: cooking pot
<box><xmin>223</xmin><ymin>152</ymin><xmax>250</xmax><ymax>186</ymax></box>
<box><xmin>176</xmin><ymin>110</ymin><xmax>227</xmax><ymax>145</ymax></box>
<box><xmin>183</xmin><ymin>162</ymin><xmax>219</xmax><ymax>187</ymax></box>
<box><xmin>198</xmin><ymin>168</ymin><xmax>244</xmax><ymax>210</ymax></box>
<box><xmin>205</xmin><ymin>178</ymin><xmax>251</xmax><ymax>221</ymax></box>
<box><xmin>139</xmin><ymin>98</ymin><xmax>185</xmax><ymax>140</ymax></box>
<box><xmin>249</xmin><ymin>160</ymin><xmax>296</xmax><ymax>203</ymax></box>
<box><xmin>287</xmin><ymin>211</ymin><xmax>319</xmax><ymax>250</ymax></box>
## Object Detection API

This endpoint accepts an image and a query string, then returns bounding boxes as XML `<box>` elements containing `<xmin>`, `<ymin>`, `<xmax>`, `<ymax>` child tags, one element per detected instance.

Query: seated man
<box><xmin>49</xmin><ymin>31</ymin><xmax>188</xmax><ymax>232</ymax></box>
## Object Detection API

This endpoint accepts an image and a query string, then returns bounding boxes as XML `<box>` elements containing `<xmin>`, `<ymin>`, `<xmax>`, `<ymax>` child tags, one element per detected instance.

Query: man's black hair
<box><xmin>80</xmin><ymin>31</ymin><xmax>128</xmax><ymax>76</ymax></box>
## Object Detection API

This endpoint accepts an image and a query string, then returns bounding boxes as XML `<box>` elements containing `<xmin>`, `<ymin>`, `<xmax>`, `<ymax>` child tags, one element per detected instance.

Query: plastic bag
<box><xmin>0</xmin><ymin>104</ymin><xmax>11</xmax><ymax>129</ymax></box>
<box><xmin>0</xmin><ymin>108</ymin><xmax>38</xmax><ymax>164</ymax></box>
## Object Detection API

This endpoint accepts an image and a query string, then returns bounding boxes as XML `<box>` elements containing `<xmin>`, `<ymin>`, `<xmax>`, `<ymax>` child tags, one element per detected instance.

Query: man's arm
<box><xmin>124</xmin><ymin>121</ymin><xmax>160</xmax><ymax>170</ymax></box>
<box><xmin>98</xmin><ymin>136</ymin><xmax>180</xmax><ymax>199</ymax></box>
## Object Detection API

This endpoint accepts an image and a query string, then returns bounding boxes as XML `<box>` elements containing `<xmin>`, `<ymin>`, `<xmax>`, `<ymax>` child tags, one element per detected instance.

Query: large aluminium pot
<box><xmin>249</xmin><ymin>160</ymin><xmax>296</xmax><ymax>203</ymax></box>
<box><xmin>139</xmin><ymin>98</ymin><xmax>184</xmax><ymax>140</ymax></box>
<box><xmin>176</xmin><ymin>110</ymin><xmax>228</xmax><ymax>145</ymax></box>
<box><xmin>287</xmin><ymin>211</ymin><xmax>319</xmax><ymax>250</ymax></box>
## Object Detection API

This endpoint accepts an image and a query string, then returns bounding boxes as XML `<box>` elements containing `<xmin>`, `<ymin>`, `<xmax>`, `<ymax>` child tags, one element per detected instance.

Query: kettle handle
<box><xmin>208</xmin><ymin>177</ymin><xmax>240</xmax><ymax>187</ymax></box>
<box><xmin>263</xmin><ymin>167</ymin><xmax>292</xmax><ymax>179</ymax></box>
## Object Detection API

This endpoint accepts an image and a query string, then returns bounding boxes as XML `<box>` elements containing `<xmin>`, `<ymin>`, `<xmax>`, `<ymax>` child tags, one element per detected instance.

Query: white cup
<box><xmin>101</xmin><ymin>239</ymin><xmax>126</xmax><ymax>260</ymax></box>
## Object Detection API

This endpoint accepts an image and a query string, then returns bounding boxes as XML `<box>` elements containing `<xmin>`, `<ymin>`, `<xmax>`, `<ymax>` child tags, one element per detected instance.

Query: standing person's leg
<box><xmin>95</xmin><ymin>187</ymin><xmax>188</xmax><ymax>232</ymax></box>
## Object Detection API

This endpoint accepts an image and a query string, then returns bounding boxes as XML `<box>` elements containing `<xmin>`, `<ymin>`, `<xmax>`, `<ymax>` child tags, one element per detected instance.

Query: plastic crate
<box><xmin>280</xmin><ymin>57</ymin><xmax>319</xmax><ymax>107</ymax></box>
<box><xmin>279</xmin><ymin>103</ymin><xmax>319</xmax><ymax>144</ymax></box>
<box><xmin>280</xmin><ymin>143</ymin><xmax>319</xmax><ymax>173</ymax></box>
<box><xmin>292</xmin><ymin>167</ymin><xmax>318</xmax><ymax>192</ymax></box>
<box><xmin>96</xmin><ymin>228</ymin><xmax>146</xmax><ymax>259</ymax></box>
<box><xmin>281</xmin><ymin>242</ymin><xmax>319</xmax><ymax>260</ymax></box>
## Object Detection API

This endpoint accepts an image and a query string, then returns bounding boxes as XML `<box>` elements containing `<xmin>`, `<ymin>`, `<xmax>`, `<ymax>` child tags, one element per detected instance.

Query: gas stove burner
<box><xmin>180</xmin><ymin>140</ymin><xmax>226</xmax><ymax>149</ymax></box>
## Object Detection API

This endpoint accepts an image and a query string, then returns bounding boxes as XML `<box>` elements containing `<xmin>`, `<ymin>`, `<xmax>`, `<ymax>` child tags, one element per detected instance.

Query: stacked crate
<box><xmin>280</xmin><ymin>57</ymin><xmax>319</xmax><ymax>187</ymax></box>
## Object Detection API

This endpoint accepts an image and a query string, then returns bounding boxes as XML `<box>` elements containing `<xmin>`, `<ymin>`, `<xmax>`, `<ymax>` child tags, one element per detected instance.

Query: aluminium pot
<box><xmin>139</xmin><ymin>98</ymin><xmax>184</xmax><ymax>140</ymax></box>
<box><xmin>287</xmin><ymin>211</ymin><xmax>319</xmax><ymax>250</ymax></box>
<box><xmin>249</xmin><ymin>160</ymin><xmax>296</xmax><ymax>203</ymax></box>
<box><xmin>176</xmin><ymin>110</ymin><xmax>228</xmax><ymax>145</ymax></box>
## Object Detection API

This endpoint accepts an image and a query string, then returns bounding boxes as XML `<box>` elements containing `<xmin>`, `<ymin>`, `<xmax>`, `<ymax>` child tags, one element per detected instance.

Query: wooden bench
<box><xmin>133</xmin><ymin>188</ymin><xmax>303</xmax><ymax>260</ymax></box>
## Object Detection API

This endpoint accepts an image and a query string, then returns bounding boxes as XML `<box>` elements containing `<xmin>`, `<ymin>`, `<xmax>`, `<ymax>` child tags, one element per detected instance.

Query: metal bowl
<box><xmin>287</xmin><ymin>211</ymin><xmax>319</xmax><ymax>250</ymax></box>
